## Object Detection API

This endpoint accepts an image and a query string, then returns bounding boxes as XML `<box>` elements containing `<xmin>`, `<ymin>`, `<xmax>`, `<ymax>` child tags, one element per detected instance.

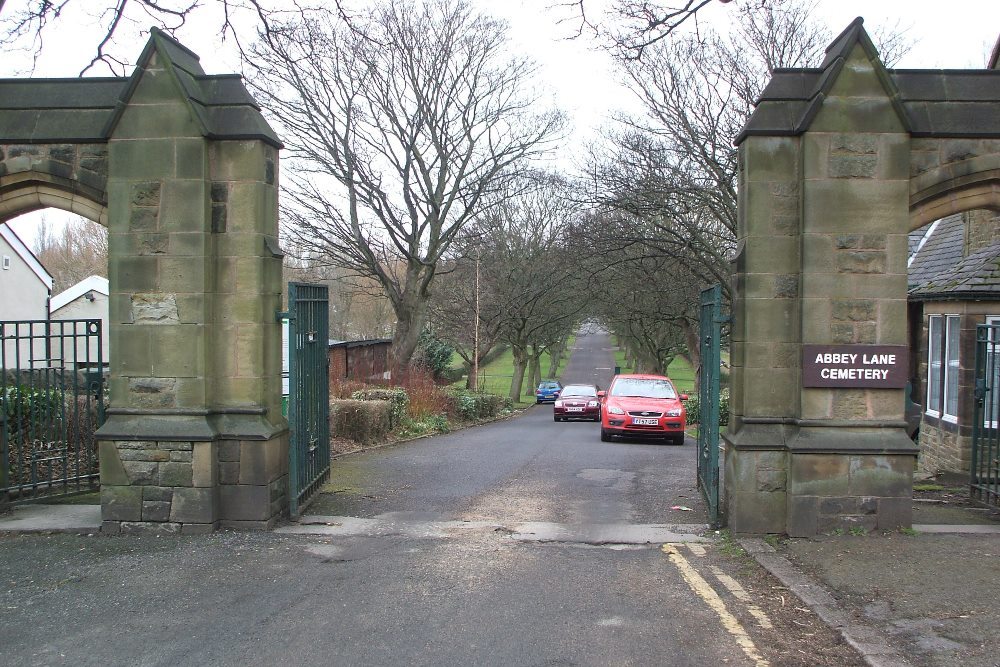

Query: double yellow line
<box><xmin>661</xmin><ymin>544</ymin><xmax>770</xmax><ymax>667</ymax></box>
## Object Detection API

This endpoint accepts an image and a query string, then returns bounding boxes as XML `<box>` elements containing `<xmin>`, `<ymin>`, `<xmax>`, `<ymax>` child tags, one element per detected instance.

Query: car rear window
<box><xmin>540</xmin><ymin>382</ymin><xmax>560</xmax><ymax>389</ymax></box>
<box><xmin>609</xmin><ymin>378</ymin><xmax>677</xmax><ymax>399</ymax></box>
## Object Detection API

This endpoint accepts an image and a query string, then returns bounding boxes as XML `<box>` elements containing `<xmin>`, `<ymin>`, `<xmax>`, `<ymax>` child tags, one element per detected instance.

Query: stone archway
<box><xmin>726</xmin><ymin>18</ymin><xmax>1000</xmax><ymax>536</ymax></box>
<box><xmin>0</xmin><ymin>29</ymin><xmax>286</xmax><ymax>533</ymax></box>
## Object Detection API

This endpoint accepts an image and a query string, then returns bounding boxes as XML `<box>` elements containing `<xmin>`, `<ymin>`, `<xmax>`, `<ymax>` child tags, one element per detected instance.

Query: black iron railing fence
<box><xmin>1</xmin><ymin>319</ymin><xmax>105</xmax><ymax>503</ymax></box>
<box><xmin>972</xmin><ymin>324</ymin><xmax>1000</xmax><ymax>509</ymax></box>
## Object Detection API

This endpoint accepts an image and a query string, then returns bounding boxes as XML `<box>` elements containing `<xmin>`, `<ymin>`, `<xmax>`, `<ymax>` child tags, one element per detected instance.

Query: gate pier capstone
<box><xmin>92</xmin><ymin>31</ymin><xmax>287</xmax><ymax>533</ymax></box>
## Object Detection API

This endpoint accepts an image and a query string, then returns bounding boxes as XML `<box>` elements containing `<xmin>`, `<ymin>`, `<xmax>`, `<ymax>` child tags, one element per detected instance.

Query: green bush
<box><xmin>2</xmin><ymin>385</ymin><xmax>65</xmax><ymax>436</ymax></box>
<box><xmin>685</xmin><ymin>387</ymin><xmax>729</xmax><ymax>426</ymax></box>
<box><xmin>446</xmin><ymin>389</ymin><xmax>509</xmax><ymax>422</ymax></box>
<box><xmin>414</xmin><ymin>330</ymin><xmax>455</xmax><ymax>378</ymax></box>
<box><xmin>351</xmin><ymin>388</ymin><xmax>409</xmax><ymax>428</ymax></box>
<box><xmin>397</xmin><ymin>414</ymin><xmax>451</xmax><ymax>438</ymax></box>
<box><xmin>330</xmin><ymin>399</ymin><xmax>392</xmax><ymax>445</ymax></box>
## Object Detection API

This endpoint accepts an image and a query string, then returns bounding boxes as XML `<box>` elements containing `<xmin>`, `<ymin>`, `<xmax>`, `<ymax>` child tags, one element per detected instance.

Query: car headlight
<box><xmin>666</xmin><ymin>408</ymin><xmax>682</xmax><ymax>417</ymax></box>
<box><xmin>554</xmin><ymin>401</ymin><xmax>563</xmax><ymax>407</ymax></box>
<box><xmin>588</xmin><ymin>401</ymin><xmax>598</xmax><ymax>407</ymax></box>
<box><xmin>608</xmin><ymin>406</ymin><xmax>624</xmax><ymax>415</ymax></box>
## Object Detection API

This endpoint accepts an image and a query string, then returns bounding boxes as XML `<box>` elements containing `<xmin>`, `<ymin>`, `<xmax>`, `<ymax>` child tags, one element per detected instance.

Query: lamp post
<box><xmin>472</xmin><ymin>256</ymin><xmax>480</xmax><ymax>391</ymax></box>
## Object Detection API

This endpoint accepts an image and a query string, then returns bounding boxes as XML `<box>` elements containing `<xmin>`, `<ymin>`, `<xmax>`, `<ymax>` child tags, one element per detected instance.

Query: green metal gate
<box><xmin>284</xmin><ymin>283</ymin><xmax>330</xmax><ymax>516</ymax></box>
<box><xmin>697</xmin><ymin>285</ymin><xmax>723</xmax><ymax>528</ymax></box>
<box><xmin>972</xmin><ymin>323</ymin><xmax>1000</xmax><ymax>509</ymax></box>
<box><xmin>1</xmin><ymin>319</ymin><xmax>105</xmax><ymax>503</ymax></box>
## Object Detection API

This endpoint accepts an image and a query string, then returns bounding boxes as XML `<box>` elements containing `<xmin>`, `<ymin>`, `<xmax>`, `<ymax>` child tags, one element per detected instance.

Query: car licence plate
<box><xmin>567</xmin><ymin>407</ymin><xmax>583</xmax><ymax>412</ymax></box>
<box><xmin>632</xmin><ymin>417</ymin><xmax>658</xmax><ymax>426</ymax></box>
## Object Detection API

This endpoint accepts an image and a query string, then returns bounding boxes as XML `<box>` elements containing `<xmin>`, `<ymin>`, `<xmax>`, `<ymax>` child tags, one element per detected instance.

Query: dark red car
<box><xmin>553</xmin><ymin>384</ymin><xmax>601</xmax><ymax>422</ymax></box>
<box><xmin>599</xmin><ymin>374</ymin><xmax>687</xmax><ymax>445</ymax></box>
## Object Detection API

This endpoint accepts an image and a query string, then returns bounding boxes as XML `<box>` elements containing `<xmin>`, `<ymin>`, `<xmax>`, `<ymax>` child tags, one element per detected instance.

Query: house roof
<box><xmin>50</xmin><ymin>275</ymin><xmax>109</xmax><ymax>313</ymax></box>
<box><xmin>908</xmin><ymin>214</ymin><xmax>965</xmax><ymax>291</ymax></box>
<box><xmin>739</xmin><ymin>18</ymin><xmax>1000</xmax><ymax>143</ymax></box>
<box><xmin>909</xmin><ymin>241</ymin><xmax>1000</xmax><ymax>300</ymax></box>
<box><xmin>329</xmin><ymin>339</ymin><xmax>392</xmax><ymax>350</ymax></box>
<box><xmin>0</xmin><ymin>28</ymin><xmax>280</xmax><ymax>147</ymax></box>
<box><xmin>0</xmin><ymin>223</ymin><xmax>53</xmax><ymax>291</ymax></box>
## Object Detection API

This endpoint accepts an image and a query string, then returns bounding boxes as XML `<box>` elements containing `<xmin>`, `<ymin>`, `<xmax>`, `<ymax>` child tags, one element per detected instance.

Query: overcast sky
<box><xmin>3</xmin><ymin>0</ymin><xmax>1000</xmax><ymax>245</ymax></box>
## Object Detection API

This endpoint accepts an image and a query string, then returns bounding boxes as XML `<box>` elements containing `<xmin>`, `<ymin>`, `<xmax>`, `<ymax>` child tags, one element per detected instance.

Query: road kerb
<box><xmin>739</xmin><ymin>537</ymin><xmax>913</xmax><ymax>667</ymax></box>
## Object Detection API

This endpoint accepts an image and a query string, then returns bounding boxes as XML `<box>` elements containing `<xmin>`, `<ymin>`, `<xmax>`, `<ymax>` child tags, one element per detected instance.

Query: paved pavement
<box><xmin>751</xmin><ymin>501</ymin><xmax>1000</xmax><ymax>667</ymax></box>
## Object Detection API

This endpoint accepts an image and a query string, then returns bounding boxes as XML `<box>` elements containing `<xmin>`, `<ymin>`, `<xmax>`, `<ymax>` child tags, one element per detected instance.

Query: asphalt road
<box><xmin>0</xmin><ymin>328</ymin><xmax>863</xmax><ymax>666</ymax></box>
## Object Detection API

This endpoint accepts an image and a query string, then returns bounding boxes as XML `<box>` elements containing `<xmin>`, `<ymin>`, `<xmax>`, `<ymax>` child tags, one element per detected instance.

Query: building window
<box><xmin>926</xmin><ymin>314</ymin><xmax>960</xmax><ymax>423</ymax></box>
<box><xmin>986</xmin><ymin>317</ymin><xmax>1000</xmax><ymax>428</ymax></box>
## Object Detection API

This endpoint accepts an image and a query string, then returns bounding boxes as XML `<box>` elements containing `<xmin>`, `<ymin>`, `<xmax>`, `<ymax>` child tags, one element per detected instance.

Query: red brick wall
<box><xmin>328</xmin><ymin>347</ymin><xmax>347</xmax><ymax>386</ymax></box>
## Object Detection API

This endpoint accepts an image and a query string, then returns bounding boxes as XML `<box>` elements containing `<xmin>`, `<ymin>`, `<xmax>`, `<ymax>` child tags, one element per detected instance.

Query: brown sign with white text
<box><xmin>802</xmin><ymin>345</ymin><xmax>908</xmax><ymax>388</ymax></box>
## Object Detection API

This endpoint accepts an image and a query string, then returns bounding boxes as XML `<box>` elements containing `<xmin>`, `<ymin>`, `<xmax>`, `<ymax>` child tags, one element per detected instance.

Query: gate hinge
<box><xmin>276</xmin><ymin>310</ymin><xmax>295</xmax><ymax>322</ymax></box>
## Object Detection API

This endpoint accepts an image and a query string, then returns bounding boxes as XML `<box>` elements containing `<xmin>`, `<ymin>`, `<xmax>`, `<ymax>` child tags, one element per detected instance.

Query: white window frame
<box><xmin>985</xmin><ymin>317</ymin><xmax>1000</xmax><ymax>428</ymax></box>
<box><xmin>926</xmin><ymin>315</ymin><xmax>942</xmax><ymax>418</ymax></box>
<box><xmin>942</xmin><ymin>315</ymin><xmax>960</xmax><ymax>423</ymax></box>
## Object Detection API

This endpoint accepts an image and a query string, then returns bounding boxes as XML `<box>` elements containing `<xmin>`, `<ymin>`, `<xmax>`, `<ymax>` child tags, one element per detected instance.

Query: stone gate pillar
<box><xmin>726</xmin><ymin>20</ymin><xmax>917</xmax><ymax>536</ymax></box>
<box><xmin>95</xmin><ymin>30</ymin><xmax>287</xmax><ymax>533</ymax></box>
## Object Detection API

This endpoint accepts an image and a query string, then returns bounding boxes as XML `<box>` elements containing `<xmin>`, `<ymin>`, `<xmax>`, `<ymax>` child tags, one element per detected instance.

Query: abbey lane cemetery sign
<box><xmin>802</xmin><ymin>345</ymin><xmax>908</xmax><ymax>388</ymax></box>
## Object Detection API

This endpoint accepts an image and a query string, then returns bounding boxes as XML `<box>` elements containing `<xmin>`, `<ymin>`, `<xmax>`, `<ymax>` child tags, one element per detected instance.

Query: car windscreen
<box><xmin>560</xmin><ymin>385</ymin><xmax>596</xmax><ymax>397</ymax></box>
<box><xmin>609</xmin><ymin>378</ymin><xmax>677</xmax><ymax>399</ymax></box>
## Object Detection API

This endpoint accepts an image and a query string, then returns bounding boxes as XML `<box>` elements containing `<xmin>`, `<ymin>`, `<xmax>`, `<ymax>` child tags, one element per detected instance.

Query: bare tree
<box><xmin>552</xmin><ymin>0</ymin><xmax>738</xmax><ymax>60</ymax></box>
<box><xmin>248</xmin><ymin>0</ymin><xmax>564</xmax><ymax>371</ymax></box>
<box><xmin>580</xmin><ymin>2</ymin><xmax>832</xmax><ymax>300</ymax></box>
<box><xmin>32</xmin><ymin>215</ymin><xmax>109</xmax><ymax>293</ymax></box>
<box><xmin>466</xmin><ymin>175</ymin><xmax>582</xmax><ymax>401</ymax></box>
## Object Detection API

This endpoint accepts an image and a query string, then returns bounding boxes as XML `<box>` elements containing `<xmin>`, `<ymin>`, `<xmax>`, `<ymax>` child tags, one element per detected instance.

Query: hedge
<box><xmin>330</xmin><ymin>399</ymin><xmax>392</xmax><ymax>444</ymax></box>
<box><xmin>350</xmin><ymin>388</ymin><xmax>409</xmax><ymax>428</ymax></box>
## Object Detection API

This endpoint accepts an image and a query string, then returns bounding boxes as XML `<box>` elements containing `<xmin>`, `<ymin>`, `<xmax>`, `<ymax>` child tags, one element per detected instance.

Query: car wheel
<box><xmin>672</xmin><ymin>436</ymin><xmax>685</xmax><ymax>446</ymax></box>
<box><xmin>553</xmin><ymin>415</ymin><xmax>561</xmax><ymax>422</ymax></box>
<box><xmin>600</xmin><ymin>428</ymin><xmax>611</xmax><ymax>442</ymax></box>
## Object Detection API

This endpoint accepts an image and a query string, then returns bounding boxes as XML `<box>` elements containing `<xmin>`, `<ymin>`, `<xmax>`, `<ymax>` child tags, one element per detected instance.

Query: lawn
<box><xmin>611</xmin><ymin>347</ymin><xmax>696</xmax><ymax>395</ymax></box>
<box><xmin>450</xmin><ymin>338</ymin><xmax>574</xmax><ymax>407</ymax></box>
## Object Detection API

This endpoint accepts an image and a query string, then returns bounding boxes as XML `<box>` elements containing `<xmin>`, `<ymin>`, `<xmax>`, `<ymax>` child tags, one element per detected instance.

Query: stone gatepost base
<box><xmin>724</xmin><ymin>424</ymin><xmax>917</xmax><ymax>536</ymax></box>
<box><xmin>218</xmin><ymin>434</ymin><xmax>289</xmax><ymax>530</ymax></box>
<box><xmin>97</xmin><ymin>416</ymin><xmax>288</xmax><ymax>534</ymax></box>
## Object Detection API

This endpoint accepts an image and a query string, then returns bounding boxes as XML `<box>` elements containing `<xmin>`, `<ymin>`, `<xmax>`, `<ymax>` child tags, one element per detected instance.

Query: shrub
<box><xmin>393</xmin><ymin>367</ymin><xmax>452</xmax><ymax>419</ymax></box>
<box><xmin>2</xmin><ymin>385</ymin><xmax>65</xmax><ymax>437</ymax></box>
<box><xmin>351</xmin><ymin>387</ymin><xmax>409</xmax><ymax>428</ymax></box>
<box><xmin>330</xmin><ymin>399</ymin><xmax>392</xmax><ymax>445</ymax></box>
<box><xmin>685</xmin><ymin>387</ymin><xmax>730</xmax><ymax>426</ymax></box>
<box><xmin>413</xmin><ymin>330</ymin><xmax>455</xmax><ymax>378</ymax></box>
<box><xmin>446</xmin><ymin>389</ymin><xmax>509</xmax><ymax>422</ymax></box>
<box><xmin>397</xmin><ymin>413</ymin><xmax>451</xmax><ymax>438</ymax></box>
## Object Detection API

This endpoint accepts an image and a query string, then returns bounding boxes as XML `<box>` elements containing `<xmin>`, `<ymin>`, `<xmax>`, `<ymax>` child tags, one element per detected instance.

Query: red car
<box><xmin>553</xmin><ymin>384</ymin><xmax>601</xmax><ymax>422</ymax></box>
<box><xmin>599</xmin><ymin>374</ymin><xmax>687</xmax><ymax>445</ymax></box>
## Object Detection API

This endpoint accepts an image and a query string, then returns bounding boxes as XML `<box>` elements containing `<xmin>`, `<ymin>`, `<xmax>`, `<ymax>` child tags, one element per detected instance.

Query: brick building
<box><xmin>908</xmin><ymin>209</ymin><xmax>1000</xmax><ymax>475</ymax></box>
<box><xmin>328</xmin><ymin>339</ymin><xmax>392</xmax><ymax>385</ymax></box>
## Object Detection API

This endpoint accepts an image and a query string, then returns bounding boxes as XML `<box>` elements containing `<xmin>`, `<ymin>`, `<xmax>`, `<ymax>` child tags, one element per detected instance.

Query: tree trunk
<box><xmin>390</xmin><ymin>286</ymin><xmax>430</xmax><ymax>376</ymax></box>
<box><xmin>547</xmin><ymin>338</ymin><xmax>566</xmax><ymax>377</ymax></box>
<box><xmin>509</xmin><ymin>345</ymin><xmax>528</xmax><ymax>403</ymax></box>
<box><xmin>680</xmin><ymin>319</ymin><xmax>701</xmax><ymax>393</ymax></box>
<box><xmin>527</xmin><ymin>349</ymin><xmax>540</xmax><ymax>392</ymax></box>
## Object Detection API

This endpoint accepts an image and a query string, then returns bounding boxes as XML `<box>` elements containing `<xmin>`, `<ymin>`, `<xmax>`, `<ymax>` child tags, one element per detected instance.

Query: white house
<box><xmin>1</xmin><ymin>223</ymin><xmax>53</xmax><ymax>367</ymax></box>
<box><xmin>49</xmin><ymin>275</ymin><xmax>110</xmax><ymax>369</ymax></box>
<box><xmin>0</xmin><ymin>223</ymin><xmax>51</xmax><ymax>320</ymax></box>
